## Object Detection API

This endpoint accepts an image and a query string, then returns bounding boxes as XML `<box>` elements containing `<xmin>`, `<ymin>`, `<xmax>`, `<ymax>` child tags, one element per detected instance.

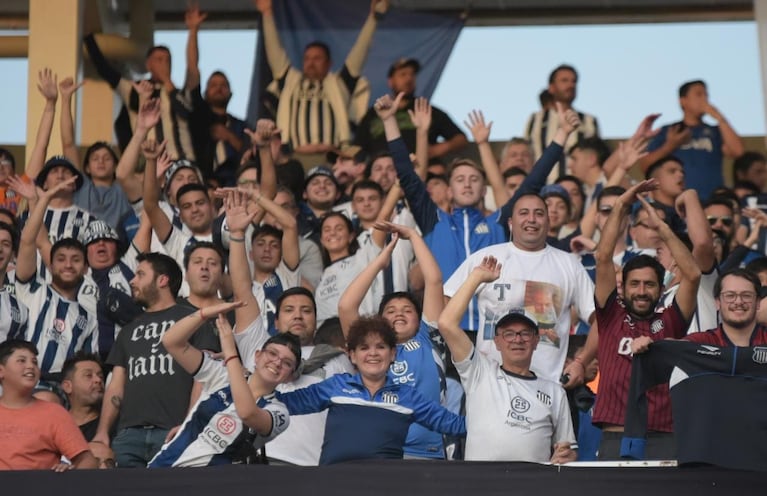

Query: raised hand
<box><xmin>137</xmin><ymin>97</ymin><xmax>161</xmax><ymax>130</ymax></box>
<box><xmin>570</xmin><ymin>235</ymin><xmax>596</xmax><ymax>254</ymax></box>
<box><xmin>374</xmin><ymin>92</ymin><xmax>404</xmax><ymax>121</ymax></box>
<box><xmin>673</xmin><ymin>189</ymin><xmax>699</xmax><ymax>219</ymax></box>
<box><xmin>200</xmin><ymin>300</ymin><xmax>245</xmax><ymax>320</ymax></box>
<box><xmin>253</xmin><ymin>0</ymin><xmax>273</xmax><ymax>15</ymax></box>
<box><xmin>156</xmin><ymin>151</ymin><xmax>174</xmax><ymax>180</ymax></box>
<box><xmin>408</xmin><ymin>97</ymin><xmax>432</xmax><ymax>131</ymax></box>
<box><xmin>631</xmin><ymin>113</ymin><xmax>661</xmax><ymax>143</ymax></box>
<box><xmin>254</xmin><ymin>119</ymin><xmax>279</xmax><ymax>147</ymax></box>
<box><xmin>141</xmin><ymin>139</ymin><xmax>167</xmax><ymax>163</ymax></box>
<box><xmin>37</xmin><ymin>68</ymin><xmax>58</xmax><ymax>101</ymax></box>
<box><xmin>185</xmin><ymin>2</ymin><xmax>208</xmax><ymax>29</ymax></box>
<box><xmin>637</xmin><ymin>194</ymin><xmax>666</xmax><ymax>230</ymax></box>
<box><xmin>224</xmin><ymin>189</ymin><xmax>257</xmax><ymax>233</ymax></box>
<box><xmin>556</xmin><ymin>102</ymin><xmax>581</xmax><ymax>134</ymax></box>
<box><xmin>6</xmin><ymin>176</ymin><xmax>37</xmax><ymax>201</ymax></box>
<box><xmin>373</xmin><ymin>220</ymin><xmax>418</xmax><ymax>240</ymax></box>
<box><xmin>619</xmin><ymin>179</ymin><xmax>658</xmax><ymax>205</ymax></box>
<box><xmin>616</xmin><ymin>138</ymin><xmax>649</xmax><ymax>171</ymax></box>
<box><xmin>464</xmin><ymin>109</ymin><xmax>492</xmax><ymax>144</ymax></box>
<box><xmin>41</xmin><ymin>175</ymin><xmax>78</xmax><ymax>199</ymax></box>
<box><xmin>473</xmin><ymin>256</ymin><xmax>502</xmax><ymax>283</ymax></box>
<box><xmin>132</xmin><ymin>80</ymin><xmax>155</xmax><ymax>102</ymax></box>
<box><xmin>371</xmin><ymin>0</ymin><xmax>389</xmax><ymax>15</ymax></box>
<box><xmin>630</xmin><ymin>335</ymin><xmax>653</xmax><ymax>354</ymax></box>
<box><xmin>59</xmin><ymin>77</ymin><xmax>84</xmax><ymax>100</ymax></box>
<box><xmin>666</xmin><ymin>123</ymin><xmax>692</xmax><ymax>149</ymax></box>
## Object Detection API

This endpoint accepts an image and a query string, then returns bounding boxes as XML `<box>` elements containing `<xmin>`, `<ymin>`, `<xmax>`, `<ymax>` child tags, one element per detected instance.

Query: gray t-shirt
<box><xmin>74</xmin><ymin>175</ymin><xmax>132</xmax><ymax>227</ymax></box>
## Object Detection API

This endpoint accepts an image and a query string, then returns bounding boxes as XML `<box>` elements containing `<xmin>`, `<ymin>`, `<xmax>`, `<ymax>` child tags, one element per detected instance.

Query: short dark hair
<box><xmin>732</xmin><ymin>180</ymin><xmax>760</xmax><ymax>197</ymax></box>
<box><xmin>0</xmin><ymin>339</ymin><xmax>37</xmax><ymax>366</ymax></box>
<box><xmin>0</xmin><ymin>221</ymin><xmax>19</xmax><ymax>254</ymax></box>
<box><xmin>276</xmin><ymin>287</ymin><xmax>317</xmax><ymax>316</ymax></box>
<box><xmin>570</xmin><ymin>137</ymin><xmax>611</xmax><ymax>166</ymax></box>
<box><xmin>351</xmin><ymin>179</ymin><xmax>384</xmax><ymax>199</ymax></box>
<box><xmin>176</xmin><ymin>183</ymin><xmax>210</xmax><ymax>206</ymax></box>
<box><xmin>51</xmin><ymin>237</ymin><xmax>87</xmax><ymax>262</ymax></box>
<box><xmin>598</xmin><ymin>186</ymin><xmax>626</xmax><ymax>204</ymax></box>
<box><xmin>347</xmin><ymin>315</ymin><xmax>397</xmax><ymax>351</ymax></box>
<box><xmin>0</xmin><ymin>147</ymin><xmax>15</xmax><ymax>171</ymax></box>
<box><xmin>183</xmin><ymin>241</ymin><xmax>225</xmax><ymax>270</ymax></box>
<box><xmin>262</xmin><ymin>332</ymin><xmax>302</xmax><ymax>371</ymax></box>
<box><xmin>746</xmin><ymin>257</ymin><xmax>767</xmax><ymax>278</ymax></box>
<box><xmin>251</xmin><ymin>224</ymin><xmax>284</xmax><ymax>245</ymax></box>
<box><xmin>304</xmin><ymin>41</ymin><xmax>331</xmax><ymax>60</ymax></box>
<box><xmin>733</xmin><ymin>151</ymin><xmax>766</xmax><ymax>183</ymax></box>
<box><xmin>645</xmin><ymin>156</ymin><xmax>683</xmax><ymax>180</ymax></box>
<box><xmin>713</xmin><ymin>269</ymin><xmax>761</xmax><ymax>299</ymax></box>
<box><xmin>425</xmin><ymin>173</ymin><xmax>448</xmax><ymax>186</ymax></box>
<box><xmin>622</xmin><ymin>254</ymin><xmax>665</xmax><ymax>290</ymax></box>
<box><xmin>136</xmin><ymin>252</ymin><xmax>183</xmax><ymax>297</ymax></box>
<box><xmin>512</xmin><ymin>192</ymin><xmax>547</xmax><ymax>215</ymax></box>
<box><xmin>146</xmin><ymin>45</ymin><xmax>171</xmax><ymax>59</ymax></box>
<box><xmin>704</xmin><ymin>196</ymin><xmax>735</xmax><ymax>214</ymax></box>
<box><xmin>549</xmin><ymin>64</ymin><xmax>578</xmax><ymax>84</ymax></box>
<box><xmin>503</xmin><ymin>167</ymin><xmax>528</xmax><ymax>179</ymax></box>
<box><xmin>679</xmin><ymin>79</ymin><xmax>706</xmax><ymax>98</ymax></box>
<box><xmin>378</xmin><ymin>291</ymin><xmax>422</xmax><ymax>320</ymax></box>
<box><xmin>365</xmin><ymin>151</ymin><xmax>393</xmax><ymax>178</ymax></box>
<box><xmin>61</xmin><ymin>351</ymin><xmax>103</xmax><ymax>382</ymax></box>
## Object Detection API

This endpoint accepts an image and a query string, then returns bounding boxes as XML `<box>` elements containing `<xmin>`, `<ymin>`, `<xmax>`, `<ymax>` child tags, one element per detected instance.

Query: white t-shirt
<box><xmin>315</xmin><ymin>237</ymin><xmax>382</xmax><ymax>327</ymax></box>
<box><xmin>444</xmin><ymin>242</ymin><xmax>595</xmax><ymax>382</ymax></box>
<box><xmin>660</xmin><ymin>268</ymin><xmax>719</xmax><ymax>334</ymax></box>
<box><xmin>455</xmin><ymin>346</ymin><xmax>575</xmax><ymax>462</ymax></box>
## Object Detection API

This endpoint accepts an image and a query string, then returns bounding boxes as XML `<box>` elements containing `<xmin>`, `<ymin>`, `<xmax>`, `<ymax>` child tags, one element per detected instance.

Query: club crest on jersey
<box><xmin>390</xmin><ymin>360</ymin><xmax>408</xmax><ymax>376</ymax></box>
<box><xmin>650</xmin><ymin>319</ymin><xmax>664</xmax><ymax>334</ymax></box>
<box><xmin>753</xmin><ymin>347</ymin><xmax>767</xmax><ymax>364</ymax></box>
<box><xmin>536</xmin><ymin>390</ymin><xmax>552</xmax><ymax>406</ymax></box>
<box><xmin>381</xmin><ymin>392</ymin><xmax>399</xmax><ymax>404</ymax></box>
<box><xmin>71</xmin><ymin>218</ymin><xmax>85</xmax><ymax>227</ymax></box>
<box><xmin>52</xmin><ymin>318</ymin><xmax>65</xmax><ymax>333</ymax></box>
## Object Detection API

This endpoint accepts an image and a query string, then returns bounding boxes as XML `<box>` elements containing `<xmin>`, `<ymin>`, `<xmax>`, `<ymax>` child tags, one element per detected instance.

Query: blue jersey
<box><xmin>390</xmin><ymin>320</ymin><xmax>447</xmax><ymax>459</ymax></box>
<box><xmin>149</xmin><ymin>354</ymin><xmax>289</xmax><ymax>467</ymax></box>
<box><xmin>277</xmin><ymin>373</ymin><xmax>465</xmax><ymax>465</ymax></box>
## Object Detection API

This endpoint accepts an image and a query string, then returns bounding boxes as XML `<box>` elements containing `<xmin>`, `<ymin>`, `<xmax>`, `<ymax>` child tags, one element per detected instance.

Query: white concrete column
<box><xmin>755</xmin><ymin>0</ymin><xmax>767</xmax><ymax>145</ymax></box>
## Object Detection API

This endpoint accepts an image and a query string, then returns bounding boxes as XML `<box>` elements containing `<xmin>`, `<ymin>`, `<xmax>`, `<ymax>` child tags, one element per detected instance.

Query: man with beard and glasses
<box><xmin>15</xmin><ymin>177</ymin><xmax>97</xmax><ymax>380</ymax></box>
<box><xmin>91</xmin><ymin>252</ymin><xmax>219</xmax><ymax>467</ymax></box>
<box><xmin>571</xmin><ymin>180</ymin><xmax>701</xmax><ymax>460</ymax></box>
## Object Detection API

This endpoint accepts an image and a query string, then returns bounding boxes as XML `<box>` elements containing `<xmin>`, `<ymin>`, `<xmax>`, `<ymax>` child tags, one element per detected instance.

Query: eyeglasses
<box><xmin>262</xmin><ymin>347</ymin><xmax>296</xmax><ymax>371</ymax></box>
<box><xmin>497</xmin><ymin>329</ymin><xmax>536</xmax><ymax>342</ymax></box>
<box><xmin>707</xmin><ymin>216</ymin><xmax>733</xmax><ymax>227</ymax></box>
<box><xmin>719</xmin><ymin>291</ymin><xmax>757</xmax><ymax>303</ymax></box>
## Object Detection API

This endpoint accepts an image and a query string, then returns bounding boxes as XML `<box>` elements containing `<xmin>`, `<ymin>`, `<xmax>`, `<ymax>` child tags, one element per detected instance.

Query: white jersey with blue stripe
<box><xmin>15</xmin><ymin>275</ymin><xmax>98</xmax><ymax>375</ymax></box>
<box><xmin>0</xmin><ymin>288</ymin><xmax>28</xmax><ymax>343</ymax></box>
<box><xmin>148</xmin><ymin>353</ymin><xmax>289</xmax><ymax>467</ymax></box>
<box><xmin>25</xmin><ymin>205</ymin><xmax>96</xmax><ymax>281</ymax></box>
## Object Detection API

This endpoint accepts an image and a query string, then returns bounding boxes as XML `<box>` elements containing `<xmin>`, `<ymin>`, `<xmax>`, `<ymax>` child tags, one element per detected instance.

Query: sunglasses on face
<box><xmin>707</xmin><ymin>216</ymin><xmax>733</xmax><ymax>227</ymax></box>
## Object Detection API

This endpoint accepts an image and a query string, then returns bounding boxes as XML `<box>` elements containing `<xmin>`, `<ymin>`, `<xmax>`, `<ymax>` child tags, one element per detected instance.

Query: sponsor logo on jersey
<box><xmin>753</xmin><ymin>347</ymin><xmax>767</xmax><ymax>364</ymax></box>
<box><xmin>696</xmin><ymin>345</ymin><xmax>721</xmax><ymax>357</ymax></box>
<box><xmin>474</xmin><ymin>223</ymin><xmax>489</xmax><ymax>234</ymax></box>
<box><xmin>342</xmin><ymin>388</ymin><xmax>361</xmax><ymax>395</ymax></box>
<box><xmin>650</xmin><ymin>319</ymin><xmax>664</xmax><ymax>334</ymax></box>
<box><xmin>536</xmin><ymin>390</ymin><xmax>552</xmax><ymax>406</ymax></box>
<box><xmin>511</xmin><ymin>396</ymin><xmax>530</xmax><ymax>413</ymax></box>
<box><xmin>216</xmin><ymin>414</ymin><xmax>237</xmax><ymax>435</ymax></box>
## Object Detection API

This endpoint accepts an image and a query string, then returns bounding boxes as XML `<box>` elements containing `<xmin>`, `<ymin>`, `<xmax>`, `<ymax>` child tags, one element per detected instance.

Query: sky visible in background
<box><xmin>0</xmin><ymin>21</ymin><xmax>764</xmax><ymax>144</ymax></box>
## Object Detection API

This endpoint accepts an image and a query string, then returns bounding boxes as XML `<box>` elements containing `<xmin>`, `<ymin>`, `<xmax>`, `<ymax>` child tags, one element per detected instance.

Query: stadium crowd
<box><xmin>2</xmin><ymin>0</ymin><xmax>767</xmax><ymax>471</ymax></box>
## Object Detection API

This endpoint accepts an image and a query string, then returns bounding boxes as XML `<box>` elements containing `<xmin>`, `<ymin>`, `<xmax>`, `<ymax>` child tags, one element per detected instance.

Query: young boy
<box><xmin>0</xmin><ymin>339</ymin><xmax>98</xmax><ymax>471</ymax></box>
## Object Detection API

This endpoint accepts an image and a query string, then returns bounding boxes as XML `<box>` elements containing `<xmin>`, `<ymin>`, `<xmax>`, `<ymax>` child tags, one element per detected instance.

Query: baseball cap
<box><xmin>35</xmin><ymin>156</ymin><xmax>84</xmax><ymax>191</ymax></box>
<box><xmin>495</xmin><ymin>308</ymin><xmax>539</xmax><ymax>333</ymax></box>
<box><xmin>388</xmin><ymin>58</ymin><xmax>420</xmax><ymax>78</ymax></box>
<box><xmin>326</xmin><ymin>145</ymin><xmax>364</xmax><ymax>165</ymax></box>
<box><xmin>540</xmin><ymin>184</ymin><xmax>571</xmax><ymax>210</ymax></box>
<box><xmin>81</xmin><ymin>220</ymin><xmax>120</xmax><ymax>246</ymax></box>
<box><xmin>304</xmin><ymin>166</ymin><xmax>339</xmax><ymax>190</ymax></box>
<box><xmin>164</xmin><ymin>159</ymin><xmax>203</xmax><ymax>194</ymax></box>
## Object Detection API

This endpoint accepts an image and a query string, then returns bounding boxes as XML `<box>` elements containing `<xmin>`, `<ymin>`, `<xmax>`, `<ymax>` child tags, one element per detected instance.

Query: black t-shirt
<box><xmin>107</xmin><ymin>303</ymin><xmax>220</xmax><ymax>431</ymax></box>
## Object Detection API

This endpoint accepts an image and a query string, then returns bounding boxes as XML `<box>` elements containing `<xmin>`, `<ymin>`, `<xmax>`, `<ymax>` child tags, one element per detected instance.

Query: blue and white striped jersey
<box><xmin>16</xmin><ymin>275</ymin><xmax>98</xmax><ymax>375</ymax></box>
<box><xmin>148</xmin><ymin>353</ymin><xmax>289</xmax><ymax>467</ymax></box>
<box><xmin>0</xmin><ymin>288</ymin><xmax>28</xmax><ymax>343</ymax></box>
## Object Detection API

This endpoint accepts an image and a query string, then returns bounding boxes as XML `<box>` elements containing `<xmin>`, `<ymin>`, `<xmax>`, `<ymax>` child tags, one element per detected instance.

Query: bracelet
<box><xmin>224</xmin><ymin>355</ymin><xmax>239</xmax><ymax>366</ymax></box>
<box><xmin>229</xmin><ymin>236</ymin><xmax>245</xmax><ymax>243</ymax></box>
<box><xmin>199</xmin><ymin>308</ymin><xmax>205</xmax><ymax>320</ymax></box>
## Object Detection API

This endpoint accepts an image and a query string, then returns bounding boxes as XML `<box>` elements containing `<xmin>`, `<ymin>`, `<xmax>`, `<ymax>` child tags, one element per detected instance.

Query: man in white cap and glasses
<box><xmin>438</xmin><ymin>255</ymin><xmax>577</xmax><ymax>464</ymax></box>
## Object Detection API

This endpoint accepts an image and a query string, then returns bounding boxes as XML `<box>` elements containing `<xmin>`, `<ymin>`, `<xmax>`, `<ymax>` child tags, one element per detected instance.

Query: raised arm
<box><xmin>184</xmin><ymin>2</ymin><xmax>207</xmax><ymax>91</ymax></box>
<box><xmin>408</xmin><ymin>97</ymin><xmax>431</xmax><ymax>181</ymax></box>
<box><xmin>465</xmin><ymin>109</ymin><xmax>507</xmax><ymax>206</ymax></box>
<box><xmin>162</xmin><ymin>300</ymin><xmax>243</xmax><ymax>374</ymax></box>
<box><xmin>141</xmin><ymin>137</ymin><xmax>173</xmax><ymax>243</ymax></box>
<box><xmin>638</xmin><ymin>195</ymin><xmax>701</xmax><ymax>320</ymax></box>
<box><xmin>217</xmin><ymin>313</ymin><xmax>278</xmax><ymax>433</ymax></box>
<box><xmin>118</xmin><ymin>94</ymin><xmax>161</xmax><ymax>202</ymax></box>
<box><xmin>602</xmin><ymin>113</ymin><xmax>659</xmax><ymax>178</ymax></box>
<box><xmin>338</xmin><ymin>233</ymin><xmax>399</xmax><ymax>336</ymax></box>
<box><xmin>58</xmin><ymin>77</ymin><xmax>84</xmax><ymax>168</ymax></box>
<box><xmin>674</xmin><ymin>189</ymin><xmax>715</xmax><ymax>272</ymax></box>
<box><xmin>16</xmin><ymin>177</ymin><xmax>77</xmax><ymax>282</ymax></box>
<box><xmin>83</xmin><ymin>34</ymin><xmax>122</xmax><ymax>89</ymax></box>
<box><xmin>343</xmin><ymin>0</ymin><xmax>389</xmax><ymax>78</ymax></box>
<box><xmin>27</xmin><ymin>68</ymin><xmax>58</xmax><ymax>180</ymax></box>
<box><xmin>224</xmin><ymin>190</ymin><xmax>262</xmax><ymax>329</ymax></box>
<box><xmin>638</xmin><ymin>124</ymin><xmax>692</xmax><ymax>172</ymax></box>
<box><xmin>8</xmin><ymin>176</ymin><xmax>53</xmax><ymax>268</ymax></box>
<box><xmin>254</xmin><ymin>0</ymin><xmax>292</xmax><ymax>80</ymax></box>
<box><xmin>705</xmin><ymin>102</ymin><xmax>744</xmax><ymax>158</ymax></box>
<box><xmin>376</xmin><ymin>221</ymin><xmax>443</xmax><ymax>322</ymax></box>
<box><xmin>437</xmin><ymin>256</ymin><xmax>500</xmax><ymax>362</ymax></box>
